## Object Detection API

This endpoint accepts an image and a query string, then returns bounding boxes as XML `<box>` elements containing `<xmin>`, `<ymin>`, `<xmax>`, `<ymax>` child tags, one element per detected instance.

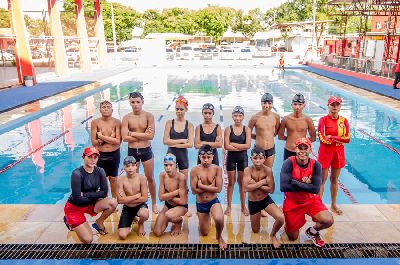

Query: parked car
<box><xmin>193</xmin><ymin>47</ymin><xmax>202</xmax><ymax>59</ymax></box>
<box><xmin>200</xmin><ymin>49</ymin><xmax>213</xmax><ymax>60</ymax></box>
<box><xmin>220</xmin><ymin>49</ymin><xmax>235</xmax><ymax>60</ymax></box>
<box><xmin>238</xmin><ymin>48</ymin><xmax>252</xmax><ymax>60</ymax></box>
<box><xmin>122</xmin><ymin>48</ymin><xmax>139</xmax><ymax>61</ymax></box>
<box><xmin>166</xmin><ymin>48</ymin><xmax>174</xmax><ymax>60</ymax></box>
<box><xmin>180</xmin><ymin>46</ymin><xmax>194</xmax><ymax>60</ymax></box>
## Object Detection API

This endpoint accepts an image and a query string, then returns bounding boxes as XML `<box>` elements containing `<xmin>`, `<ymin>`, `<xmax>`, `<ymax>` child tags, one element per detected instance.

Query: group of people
<box><xmin>63</xmin><ymin>90</ymin><xmax>350</xmax><ymax>249</ymax></box>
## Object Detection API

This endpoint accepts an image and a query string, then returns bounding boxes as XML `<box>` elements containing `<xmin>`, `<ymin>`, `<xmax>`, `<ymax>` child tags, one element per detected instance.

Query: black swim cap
<box><xmin>232</xmin><ymin>106</ymin><xmax>244</xmax><ymax>115</ymax></box>
<box><xmin>202</xmin><ymin>103</ymin><xmax>215</xmax><ymax>114</ymax></box>
<box><xmin>261</xmin><ymin>93</ymin><xmax>273</xmax><ymax>103</ymax></box>
<box><xmin>292</xmin><ymin>93</ymin><xmax>305</xmax><ymax>104</ymax></box>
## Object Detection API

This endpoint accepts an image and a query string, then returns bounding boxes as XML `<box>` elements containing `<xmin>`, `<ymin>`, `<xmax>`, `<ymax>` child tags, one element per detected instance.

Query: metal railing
<box><xmin>319</xmin><ymin>55</ymin><xmax>398</xmax><ymax>79</ymax></box>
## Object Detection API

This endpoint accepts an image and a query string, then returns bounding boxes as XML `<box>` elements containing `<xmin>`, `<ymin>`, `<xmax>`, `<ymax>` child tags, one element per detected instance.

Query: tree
<box><xmin>232</xmin><ymin>8</ymin><xmax>263</xmax><ymax>39</ymax></box>
<box><xmin>0</xmin><ymin>8</ymin><xmax>10</xmax><ymax>28</ymax></box>
<box><xmin>193</xmin><ymin>6</ymin><xmax>235</xmax><ymax>43</ymax></box>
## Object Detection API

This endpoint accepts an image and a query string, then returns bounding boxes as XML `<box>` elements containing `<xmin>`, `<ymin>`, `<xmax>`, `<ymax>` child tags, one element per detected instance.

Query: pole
<box><xmin>272</xmin><ymin>10</ymin><xmax>276</xmax><ymax>52</ymax></box>
<box><xmin>311</xmin><ymin>0</ymin><xmax>317</xmax><ymax>62</ymax></box>
<box><xmin>111</xmin><ymin>2</ymin><xmax>117</xmax><ymax>53</ymax></box>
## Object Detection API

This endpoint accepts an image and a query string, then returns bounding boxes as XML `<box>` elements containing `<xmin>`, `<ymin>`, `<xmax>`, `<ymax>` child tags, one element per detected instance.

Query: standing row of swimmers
<box><xmin>63</xmin><ymin>91</ymin><xmax>350</xmax><ymax>249</ymax></box>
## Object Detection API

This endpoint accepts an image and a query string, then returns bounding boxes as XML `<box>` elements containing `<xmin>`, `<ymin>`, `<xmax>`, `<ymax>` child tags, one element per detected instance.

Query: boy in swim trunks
<box><xmin>248</xmin><ymin>93</ymin><xmax>281</xmax><ymax>169</ymax></box>
<box><xmin>278</xmin><ymin>94</ymin><xmax>316</xmax><ymax>160</ymax></box>
<box><xmin>153</xmin><ymin>153</ymin><xmax>188</xmax><ymax>236</ymax></box>
<box><xmin>91</xmin><ymin>100</ymin><xmax>121</xmax><ymax>198</ymax></box>
<box><xmin>243</xmin><ymin>147</ymin><xmax>284</xmax><ymax>248</ymax></box>
<box><xmin>117</xmin><ymin>156</ymin><xmax>149</xmax><ymax>239</ymax></box>
<box><xmin>121</xmin><ymin>92</ymin><xmax>158</xmax><ymax>213</ymax></box>
<box><xmin>280</xmin><ymin>138</ymin><xmax>334</xmax><ymax>247</ymax></box>
<box><xmin>190</xmin><ymin>144</ymin><xmax>227</xmax><ymax>250</ymax></box>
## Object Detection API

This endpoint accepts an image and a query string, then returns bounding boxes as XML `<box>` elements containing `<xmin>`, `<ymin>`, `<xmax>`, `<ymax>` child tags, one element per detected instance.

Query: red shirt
<box><xmin>284</xmin><ymin>157</ymin><xmax>318</xmax><ymax>205</ymax></box>
<box><xmin>395</xmin><ymin>62</ymin><xmax>400</xmax><ymax>73</ymax></box>
<box><xmin>318</xmin><ymin>114</ymin><xmax>350</xmax><ymax>147</ymax></box>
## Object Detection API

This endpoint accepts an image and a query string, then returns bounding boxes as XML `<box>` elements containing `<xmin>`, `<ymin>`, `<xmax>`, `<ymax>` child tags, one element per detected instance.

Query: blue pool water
<box><xmin>0</xmin><ymin>68</ymin><xmax>399</xmax><ymax>204</ymax></box>
<box><xmin>0</xmin><ymin>259</ymin><xmax>399</xmax><ymax>265</ymax></box>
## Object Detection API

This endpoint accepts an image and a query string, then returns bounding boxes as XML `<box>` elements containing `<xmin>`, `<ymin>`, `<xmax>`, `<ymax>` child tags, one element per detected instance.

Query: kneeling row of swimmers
<box><xmin>64</xmin><ymin>139</ymin><xmax>334</xmax><ymax>250</ymax></box>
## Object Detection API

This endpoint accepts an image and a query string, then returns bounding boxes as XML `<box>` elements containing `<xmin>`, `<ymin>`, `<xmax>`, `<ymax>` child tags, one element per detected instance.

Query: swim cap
<box><xmin>251</xmin><ymin>147</ymin><xmax>265</xmax><ymax>157</ymax></box>
<box><xmin>294</xmin><ymin>137</ymin><xmax>312</xmax><ymax>149</ymax></box>
<box><xmin>123</xmin><ymin>156</ymin><xmax>137</xmax><ymax>165</ymax></box>
<box><xmin>261</xmin><ymin>93</ymin><xmax>273</xmax><ymax>103</ymax></box>
<box><xmin>202</xmin><ymin>103</ymin><xmax>215</xmax><ymax>114</ymax></box>
<box><xmin>232</xmin><ymin>106</ymin><xmax>244</xmax><ymax>115</ymax></box>
<box><xmin>292</xmin><ymin>93</ymin><xmax>305</xmax><ymax>104</ymax></box>
<box><xmin>199</xmin><ymin>144</ymin><xmax>214</xmax><ymax>155</ymax></box>
<box><xmin>164</xmin><ymin>153</ymin><xmax>177</xmax><ymax>164</ymax></box>
<box><xmin>82</xmin><ymin>147</ymin><xmax>99</xmax><ymax>157</ymax></box>
<box><xmin>176</xmin><ymin>95</ymin><xmax>188</xmax><ymax>108</ymax></box>
<box><xmin>328</xmin><ymin>96</ymin><xmax>342</xmax><ymax>105</ymax></box>
<box><xmin>129</xmin><ymin>91</ymin><xmax>144</xmax><ymax>100</ymax></box>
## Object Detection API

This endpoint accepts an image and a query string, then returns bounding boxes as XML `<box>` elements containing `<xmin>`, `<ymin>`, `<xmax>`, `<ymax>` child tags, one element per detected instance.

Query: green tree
<box><xmin>0</xmin><ymin>8</ymin><xmax>10</xmax><ymax>28</ymax></box>
<box><xmin>193</xmin><ymin>6</ymin><xmax>235</xmax><ymax>43</ymax></box>
<box><xmin>232</xmin><ymin>8</ymin><xmax>263</xmax><ymax>39</ymax></box>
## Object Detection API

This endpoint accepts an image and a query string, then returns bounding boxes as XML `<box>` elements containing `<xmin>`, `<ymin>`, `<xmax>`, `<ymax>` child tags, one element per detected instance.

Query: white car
<box><xmin>180</xmin><ymin>46</ymin><xmax>194</xmax><ymax>60</ymax></box>
<box><xmin>220</xmin><ymin>49</ymin><xmax>235</xmax><ymax>60</ymax></box>
<box><xmin>238</xmin><ymin>48</ymin><xmax>252</xmax><ymax>60</ymax></box>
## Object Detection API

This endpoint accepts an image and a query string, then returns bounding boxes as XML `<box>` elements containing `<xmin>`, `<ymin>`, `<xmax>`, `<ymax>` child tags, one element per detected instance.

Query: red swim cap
<box><xmin>176</xmin><ymin>95</ymin><xmax>188</xmax><ymax>108</ymax></box>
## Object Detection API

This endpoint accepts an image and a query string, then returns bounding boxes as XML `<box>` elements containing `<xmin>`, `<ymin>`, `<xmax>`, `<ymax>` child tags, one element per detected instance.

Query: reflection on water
<box><xmin>0</xmin><ymin>68</ymin><xmax>399</xmax><ymax>204</ymax></box>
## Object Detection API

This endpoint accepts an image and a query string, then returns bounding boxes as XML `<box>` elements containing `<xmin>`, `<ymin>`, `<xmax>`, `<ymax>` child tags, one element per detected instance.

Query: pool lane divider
<box><xmin>0</xmin><ymin>130</ymin><xmax>70</xmax><ymax>175</ymax></box>
<box><xmin>157</xmin><ymin>79</ymin><xmax>188</xmax><ymax>123</ymax></box>
<box><xmin>286</xmin><ymin>83</ymin><xmax>400</xmax><ymax>156</ymax></box>
<box><xmin>217</xmin><ymin>80</ymin><xmax>229</xmax><ymax>204</ymax></box>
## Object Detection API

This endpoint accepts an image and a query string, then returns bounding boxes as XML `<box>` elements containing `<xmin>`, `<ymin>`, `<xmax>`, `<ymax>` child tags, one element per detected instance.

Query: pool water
<box><xmin>0</xmin><ymin>67</ymin><xmax>399</xmax><ymax>204</ymax></box>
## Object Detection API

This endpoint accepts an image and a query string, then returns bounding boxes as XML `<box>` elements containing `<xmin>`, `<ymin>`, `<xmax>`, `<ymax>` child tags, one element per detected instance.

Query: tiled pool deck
<box><xmin>0</xmin><ymin>204</ymin><xmax>399</xmax><ymax>245</ymax></box>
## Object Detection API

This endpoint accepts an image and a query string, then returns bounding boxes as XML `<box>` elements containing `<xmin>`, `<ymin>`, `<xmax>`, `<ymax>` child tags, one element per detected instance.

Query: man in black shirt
<box><xmin>64</xmin><ymin>147</ymin><xmax>118</xmax><ymax>244</ymax></box>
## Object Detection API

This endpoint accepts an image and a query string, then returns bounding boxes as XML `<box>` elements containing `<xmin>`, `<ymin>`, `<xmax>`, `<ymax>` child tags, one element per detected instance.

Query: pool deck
<box><xmin>0</xmin><ymin>204</ymin><xmax>399</xmax><ymax>245</ymax></box>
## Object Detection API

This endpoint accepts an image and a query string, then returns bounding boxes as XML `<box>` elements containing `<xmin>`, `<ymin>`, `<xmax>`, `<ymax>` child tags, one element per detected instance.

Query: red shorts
<box><xmin>64</xmin><ymin>201</ymin><xmax>97</xmax><ymax>229</ymax></box>
<box><xmin>318</xmin><ymin>144</ymin><xmax>346</xmax><ymax>169</ymax></box>
<box><xmin>283</xmin><ymin>197</ymin><xmax>327</xmax><ymax>233</ymax></box>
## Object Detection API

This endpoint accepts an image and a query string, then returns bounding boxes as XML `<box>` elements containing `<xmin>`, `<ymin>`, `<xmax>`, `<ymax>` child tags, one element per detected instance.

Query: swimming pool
<box><xmin>0</xmin><ymin>67</ymin><xmax>399</xmax><ymax>204</ymax></box>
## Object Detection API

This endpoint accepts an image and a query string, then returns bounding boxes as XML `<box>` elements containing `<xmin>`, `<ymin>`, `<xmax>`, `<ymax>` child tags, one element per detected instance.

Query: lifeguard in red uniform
<box><xmin>317</xmin><ymin>96</ymin><xmax>350</xmax><ymax>215</ymax></box>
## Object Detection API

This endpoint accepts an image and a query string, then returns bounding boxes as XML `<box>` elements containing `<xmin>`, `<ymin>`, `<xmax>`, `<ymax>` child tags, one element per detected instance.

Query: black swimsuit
<box><xmin>167</xmin><ymin>119</ymin><xmax>189</xmax><ymax>170</ymax></box>
<box><xmin>197</xmin><ymin>124</ymin><xmax>219</xmax><ymax>165</ymax></box>
<box><xmin>226</xmin><ymin>125</ymin><xmax>248</xmax><ymax>171</ymax></box>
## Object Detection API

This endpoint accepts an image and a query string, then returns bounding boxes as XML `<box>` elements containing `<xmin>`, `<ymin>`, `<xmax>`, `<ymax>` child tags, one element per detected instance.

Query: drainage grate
<box><xmin>0</xmin><ymin>243</ymin><xmax>399</xmax><ymax>259</ymax></box>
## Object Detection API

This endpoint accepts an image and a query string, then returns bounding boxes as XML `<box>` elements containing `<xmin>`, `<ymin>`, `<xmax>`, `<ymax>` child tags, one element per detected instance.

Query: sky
<box><xmin>0</xmin><ymin>0</ymin><xmax>286</xmax><ymax>13</ymax></box>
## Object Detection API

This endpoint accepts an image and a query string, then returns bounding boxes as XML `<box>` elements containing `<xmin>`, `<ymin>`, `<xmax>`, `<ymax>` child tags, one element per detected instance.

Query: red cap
<box><xmin>176</xmin><ymin>95</ymin><xmax>188</xmax><ymax>108</ymax></box>
<box><xmin>82</xmin><ymin>147</ymin><xmax>99</xmax><ymax>157</ymax></box>
<box><xmin>328</xmin><ymin>96</ymin><xmax>342</xmax><ymax>105</ymax></box>
<box><xmin>294</xmin><ymin>137</ymin><xmax>312</xmax><ymax>149</ymax></box>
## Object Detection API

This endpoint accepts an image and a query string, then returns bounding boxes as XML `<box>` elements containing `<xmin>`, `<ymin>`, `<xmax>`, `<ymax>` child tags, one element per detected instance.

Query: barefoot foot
<box><xmin>152</xmin><ymin>204</ymin><xmax>160</xmax><ymax>214</ymax></box>
<box><xmin>138</xmin><ymin>222</ymin><xmax>146</xmax><ymax>236</ymax></box>
<box><xmin>224</xmin><ymin>207</ymin><xmax>231</xmax><ymax>216</ymax></box>
<box><xmin>218</xmin><ymin>237</ymin><xmax>227</xmax><ymax>250</ymax></box>
<box><xmin>331</xmin><ymin>204</ymin><xmax>343</xmax><ymax>215</ymax></box>
<box><xmin>171</xmin><ymin>219</ymin><xmax>183</xmax><ymax>236</ymax></box>
<box><xmin>271</xmin><ymin>235</ymin><xmax>281</xmax><ymax>249</ymax></box>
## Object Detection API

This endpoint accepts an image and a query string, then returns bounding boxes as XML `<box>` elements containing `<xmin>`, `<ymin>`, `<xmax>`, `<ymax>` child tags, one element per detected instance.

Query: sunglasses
<box><xmin>251</xmin><ymin>153</ymin><xmax>265</xmax><ymax>158</ymax></box>
<box><xmin>203</xmin><ymin>105</ymin><xmax>214</xmax><ymax>110</ymax></box>
<box><xmin>199</xmin><ymin>150</ymin><xmax>213</xmax><ymax>155</ymax></box>
<box><xmin>176</xmin><ymin>107</ymin><xmax>185</xmax><ymax>111</ymax></box>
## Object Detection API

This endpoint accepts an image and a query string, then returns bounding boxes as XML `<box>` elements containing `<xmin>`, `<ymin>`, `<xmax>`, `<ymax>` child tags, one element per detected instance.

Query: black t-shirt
<box><xmin>67</xmin><ymin>166</ymin><xmax>108</xmax><ymax>206</ymax></box>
